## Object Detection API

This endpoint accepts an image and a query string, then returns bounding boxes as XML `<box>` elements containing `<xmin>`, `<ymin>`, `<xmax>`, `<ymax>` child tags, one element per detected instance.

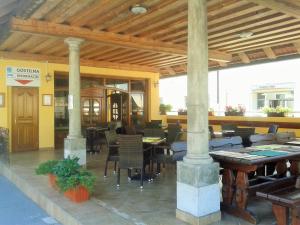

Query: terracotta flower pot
<box><xmin>64</xmin><ymin>186</ymin><xmax>90</xmax><ymax>203</ymax></box>
<box><xmin>48</xmin><ymin>174</ymin><xmax>57</xmax><ymax>189</ymax></box>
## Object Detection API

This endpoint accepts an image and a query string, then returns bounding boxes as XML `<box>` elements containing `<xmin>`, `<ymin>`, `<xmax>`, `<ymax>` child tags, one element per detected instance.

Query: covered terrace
<box><xmin>1</xmin><ymin>0</ymin><xmax>300</xmax><ymax>225</ymax></box>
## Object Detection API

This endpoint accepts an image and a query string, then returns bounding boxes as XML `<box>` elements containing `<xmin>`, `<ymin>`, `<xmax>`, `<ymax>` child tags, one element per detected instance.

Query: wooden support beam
<box><xmin>293</xmin><ymin>42</ymin><xmax>300</xmax><ymax>54</ymax></box>
<box><xmin>263</xmin><ymin>47</ymin><xmax>277</xmax><ymax>59</ymax></box>
<box><xmin>238</xmin><ymin>52</ymin><xmax>251</xmax><ymax>63</ymax></box>
<box><xmin>10</xmin><ymin>18</ymin><xmax>232</xmax><ymax>62</ymax></box>
<box><xmin>0</xmin><ymin>51</ymin><xmax>158</xmax><ymax>73</ymax></box>
<box><xmin>219</xmin><ymin>62</ymin><xmax>228</xmax><ymax>67</ymax></box>
<box><xmin>246</xmin><ymin>0</ymin><xmax>300</xmax><ymax>19</ymax></box>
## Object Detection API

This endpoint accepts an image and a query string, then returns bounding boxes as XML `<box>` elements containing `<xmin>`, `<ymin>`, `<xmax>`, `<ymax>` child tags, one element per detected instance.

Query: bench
<box><xmin>257</xmin><ymin>177</ymin><xmax>300</xmax><ymax>225</ymax></box>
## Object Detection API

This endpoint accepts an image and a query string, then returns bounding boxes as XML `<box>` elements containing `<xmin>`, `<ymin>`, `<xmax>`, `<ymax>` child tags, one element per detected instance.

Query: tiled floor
<box><xmin>1</xmin><ymin>149</ymin><xmax>277</xmax><ymax>225</ymax></box>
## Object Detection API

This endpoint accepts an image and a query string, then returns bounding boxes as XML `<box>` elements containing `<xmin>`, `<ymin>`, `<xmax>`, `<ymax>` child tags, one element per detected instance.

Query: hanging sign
<box><xmin>6</xmin><ymin>66</ymin><xmax>40</xmax><ymax>87</ymax></box>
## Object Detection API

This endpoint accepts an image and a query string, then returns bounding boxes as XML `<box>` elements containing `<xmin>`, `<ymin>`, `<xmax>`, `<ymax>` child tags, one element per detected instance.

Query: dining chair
<box><xmin>221</xmin><ymin>124</ymin><xmax>237</xmax><ymax>131</ymax></box>
<box><xmin>151</xmin><ymin>124</ymin><xmax>181</xmax><ymax>173</ymax></box>
<box><xmin>104</xmin><ymin>130</ymin><xmax>119</xmax><ymax>177</ymax></box>
<box><xmin>124</xmin><ymin>125</ymin><xmax>137</xmax><ymax>135</ymax></box>
<box><xmin>268</xmin><ymin>124</ymin><xmax>279</xmax><ymax>134</ymax></box>
<box><xmin>117</xmin><ymin>135</ymin><xmax>148</xmax><ymax>188</ymax></box>
<box><xmin>144</xmin><ymin>128</ymin><xmax>165</xmax><ymax>138</ymax></box>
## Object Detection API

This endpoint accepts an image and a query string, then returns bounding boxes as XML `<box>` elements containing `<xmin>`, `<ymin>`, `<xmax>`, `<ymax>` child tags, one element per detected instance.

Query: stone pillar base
<box><xmin>176</xmin><ymin>209</ymin><xmax>221</xmax><ymax>225</ymax></box>
<box><xmin>64</xmin><ymin>137</ymin><xmax>86</xmax><ymax>165</ymax></box>
<box><xmin>177</xmin><ymin>161</ymin><xmax>220</xmax><ymax>225</ymax></box>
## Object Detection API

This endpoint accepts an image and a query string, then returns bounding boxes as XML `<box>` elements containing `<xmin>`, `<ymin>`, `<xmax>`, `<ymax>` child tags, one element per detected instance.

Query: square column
<box><xmin>64</xmin><ymin>37</ymin><xmax>86</xmax><ymax>165</ymax></box>
<box><xmin>176</xmin><ymin>1</ymin><xmax>220</xmax><ymax>224</ymax></box>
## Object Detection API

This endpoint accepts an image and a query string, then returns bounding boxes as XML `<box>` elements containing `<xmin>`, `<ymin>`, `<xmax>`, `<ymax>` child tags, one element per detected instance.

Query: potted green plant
<box><xmin>224</xmin><ymin>105</ymin><xmax>245</xmax><ymax>116</ymax></box>
<box><xmin>262</xmin><ymin>106</ymin><xmax>291</xmax><ymax>117</ymax></box>
<box><xmin>159</xmin><ymin>104</ymin><xmax>172</xmax><ymax>115</ymax></box>
<box><xmin>52</xmin><ymin>157</ymin><xmax>96</xmax><ymax>203</ymax></box>
<box><xmin>35</xmin><ymin>160</ymin><xmax>59</xmax><ymax>188</ymax></box>
<box><xmin>36</xmin><ymin>157</ymin><xmax>96</xmax><ymax>203</ymax></box>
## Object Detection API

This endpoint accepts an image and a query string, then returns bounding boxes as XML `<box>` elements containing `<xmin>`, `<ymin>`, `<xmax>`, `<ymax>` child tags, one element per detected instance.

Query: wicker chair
<box><xmin>151</xmin><ymin>124</ymin><xmax>181</xmax><ymax>173</ymax></box>
<box><xmin>124</xmin><ymin>125</ymin><xmax>137</xmax><ymax>135</ymax></box>
<box><xmin>104</xmin><ymin>130</ymin><xmax>119</xmax><ymax>177</ymax></box>
<box><xmin>275</xmin><ymin>132</ymin><xmax>296</xmax><ymax>144</ymax></box>
<box><xmin>144</xmin><ymin>128</ymin><xmax>165</xmax><ymax>138</ymax></box>
<box><xmin>117</xmin><ymin>135</ymin><xmax>148</xmax><ymax>188</ymax></box>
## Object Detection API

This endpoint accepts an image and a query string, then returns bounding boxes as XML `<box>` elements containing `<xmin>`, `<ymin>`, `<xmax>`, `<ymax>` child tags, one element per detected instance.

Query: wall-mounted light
<box><xmin>45</xmin><ymin>73</ymin><xmax>52</xmax><ymax>82</ymax></box>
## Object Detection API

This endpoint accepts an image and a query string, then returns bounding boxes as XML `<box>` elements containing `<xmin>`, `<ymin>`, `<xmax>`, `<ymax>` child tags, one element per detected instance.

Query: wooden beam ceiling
<box><xmin>246</xmin><ymin>0</ymin><xmax>300</xmax><ymax>19</ymax></box>
<box><xmin>0</xmin><ymin>51</ymin><xmax>158</xmax><ymax>73</ymax></box>
<box><xmin>10</xmin><ymin>17</ymin><xmax>232</xmax><ymax>62</ymax></box>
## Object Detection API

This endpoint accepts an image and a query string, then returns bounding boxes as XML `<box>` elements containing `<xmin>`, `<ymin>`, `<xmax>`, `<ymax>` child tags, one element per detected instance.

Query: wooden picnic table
<box><xmin>210</xmin><ymin>144</ymin><xmax>300</xmax><ymax>224</ymax></box>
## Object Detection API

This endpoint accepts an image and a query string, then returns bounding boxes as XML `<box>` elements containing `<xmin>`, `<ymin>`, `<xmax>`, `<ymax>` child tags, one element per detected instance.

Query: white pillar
<box><xmin>64</xmin><ymin>37</ymin><xmax>86</xmax><ymax>165</ymax></box>
<box><xmin>176</xmin><ymin>1</ymin><xmax>221</xmax><ymax>224</ymax></box>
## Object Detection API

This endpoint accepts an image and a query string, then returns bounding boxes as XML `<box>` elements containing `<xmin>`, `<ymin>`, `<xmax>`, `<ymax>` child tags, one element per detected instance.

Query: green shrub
<box><xmin>56</xmin><ymin>170</ymin><xmax>96</xmax><ymax>193</ymax></box>
<box><xmin>36</xmin><ymin>157</ymin><xmax>96</xmax><ymax>194</ymax></box>
<box><xmin>35</xmin><ymin>160</ymin><xmax>59</xmax><ymax>175</ymax></box>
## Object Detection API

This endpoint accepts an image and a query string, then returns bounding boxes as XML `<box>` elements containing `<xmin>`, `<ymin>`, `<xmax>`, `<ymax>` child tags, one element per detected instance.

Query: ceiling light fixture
<box><xmin>238</xmin><ymin>31</ymin><xmax>253</xmax><ymax>39</ymax></box>
<box><xmin>130</xmin><ymin>4</ymin><xmax>148</xmax><ymax>14</ymax></box>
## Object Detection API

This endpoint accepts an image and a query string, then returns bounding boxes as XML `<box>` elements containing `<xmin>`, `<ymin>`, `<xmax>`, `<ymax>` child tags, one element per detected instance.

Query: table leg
<box><xmin>290</xmin><ymin>160</ymin><xmax>300</xmax><ymax>176</ymax></box>
<box><xmin>272</xmin><ymin>204</ymin><xmax>289</xmax><ymax>225</ymax></box>
<box><xmin>276</xmin><ymin>160</ymin><xmax>288</xmax><ymax>177</ymax></box>
<box><xmin>292</xmin><ymin>208</ymin><xmax>300</xmax><ymax>225</ymax></box>
<box><xmin>222</xmin><ymin>169</ymin><xmax>234</xmax><ymax>206</ymax></box>
<box><xmin>236</xmin><ymin>171</ymin><xmax>248</xmax><ymax>210</ymax></box>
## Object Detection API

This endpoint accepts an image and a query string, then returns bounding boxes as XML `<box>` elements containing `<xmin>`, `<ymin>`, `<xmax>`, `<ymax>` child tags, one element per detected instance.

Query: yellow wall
<box><xmin>0</xmin><ymin>59</ymin><xmax>160</xmax><ymax>151</ymax></box>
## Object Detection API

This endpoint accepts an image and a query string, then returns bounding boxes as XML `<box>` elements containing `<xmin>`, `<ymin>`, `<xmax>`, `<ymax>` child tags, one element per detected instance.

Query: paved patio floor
<box><xmin>0</xmin><ymin>148</ymin><xmax>277</xmax><ymax>225</ymax></box>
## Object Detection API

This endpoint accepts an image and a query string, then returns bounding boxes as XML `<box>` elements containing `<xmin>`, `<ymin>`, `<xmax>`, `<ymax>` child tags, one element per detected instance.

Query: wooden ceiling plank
<box><xmin>263</xmin><ymin>47</ymin><xmax>277</xmax><ymax>59</ymax></box>
<box><xmin>0</xmin><ymin>33</ymin><xmax>30</xmax><ymax>51</ymax></box>
<box><xmin>88</xmin><ymin>0</ymin><xmax>138</xmax><ymax>29</ymax></box>
<box><xmin>51</xmin><ymin>0</ymin><xmax>97</xmax><ymax>24</ymax></box>
<box><xmin>94</xmin><ymin>0</ymin><xmax>162</xmax><ymax>31</ymax></box>
<box><xmin>134</xmin><ymin>11</ymin><xmax>187</xmax><ymax>37</ymax></box>
<box><xmin>122</xmin><ymin>2</ymin><xmax>188</xmax><ymax>35</ymax></box>
<box><xmin>10</xmin><ymin>18</ymin><xmax>232</xmax><ymax>62</ymax></box>
<box><xmin>165</xmin><ymin>67</ymin><xmax>176</xmax><ymax>76</ymax></box>
<box><xmin>0</xmin><ymin>51</ymin><xmax>158</xmax><ymax>73</ymax></box>
<box><xmin>209</xmin><ymin>13</ymin><xmax>289</xmax><ymax>40</ymax></box>
<box><xmin>246</xmin><ymin>0</ymin><xmax>300</xmax><ymax>19</ymax></box>
<box><xmin>213</xmin><ymin>28</ymin><xmax>300</xmax><ymax>50</ymax></box>
<box><xmin>83</xmin><ymin>47</ymin><xmax>119</xmax><ymax>60</ymax></box>
<box><xmin>12</xmin><ymin>36</ymin><xmax>45</xmax><ymax>52</ymax></box>
<box><xmin>209</xmin><ymin>18</ymin><xmax>300</xmax><ymax>47</ymax></box>
<box><xmin>238</xmin><ymin>52</ymin><xmax>251</xmax><ymax>63</ymax></box>
<box><xmin>28</xmin><ymin>38</ymin><xmax>59</xmax><ymax>54</ymax></box>
<box><xmin>30</xmin><ymin>0</ymin><xmax>64</xmax><ymax>20</ymax></box>
<box><xmin>228</xmin><ymin>34</ymin><xmax>300</xmax><ymax>53</ymax></box>
<box><xmin>118</xmin><ymin>53</ymin><xmax>160</xmax><ymax>64</ymax></box>
<box><xmin>107</xmin><ymin>0</ymin><xmax>182</xmax><ymax>33</ymax></box>
<box><xmin>129</xmin><ymin>55</ymin><xmax>183</xmax><ymax>65</ymax></box>
<box><xmin>16</xmin><ymin>0</ymin><xmax>46</xmax><ymax>19</ymax></box>
<box><xmin>293</xmin><ymin>42</ymin><xmax>300</xmax><ymax>54</ymax></box>
<box><xmin>68</xmin><ymin>0</ymin><xmax>118</xmax><ymax>27</ymax></box>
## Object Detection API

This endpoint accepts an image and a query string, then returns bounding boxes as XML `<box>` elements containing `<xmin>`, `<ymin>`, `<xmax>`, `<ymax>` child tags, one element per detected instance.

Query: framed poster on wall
<box><xmin>42</xmin><ymin>94</ymin><xmax>52</xmax><ymax>106</ymax></box>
